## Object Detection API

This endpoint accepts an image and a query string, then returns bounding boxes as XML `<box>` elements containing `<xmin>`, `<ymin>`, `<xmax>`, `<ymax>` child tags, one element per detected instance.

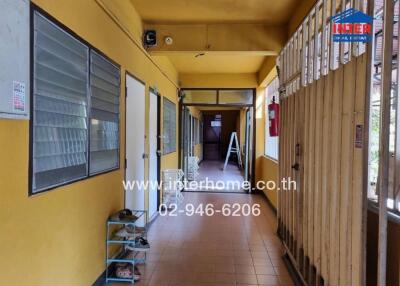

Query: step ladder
<box><xmin>223</xmin><ymin>132</ymin><xmax>242</xmax><ymax>171</ymax></box>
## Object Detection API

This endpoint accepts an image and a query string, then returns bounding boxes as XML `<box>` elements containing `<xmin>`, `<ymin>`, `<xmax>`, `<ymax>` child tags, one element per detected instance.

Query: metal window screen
<box><xmin>163</xmin><ymin>98</ymin><xmax>176</xmax><ymax>154</ymax></box>
<box><xmin>89</xmin><ymin>51</ymin><xmax>120</xmax><ymax>174</ymax></box>
<box><xmin>32</xmin><ymin>12</ymin><xmax>89</xmax><ymax>192</ymax></box>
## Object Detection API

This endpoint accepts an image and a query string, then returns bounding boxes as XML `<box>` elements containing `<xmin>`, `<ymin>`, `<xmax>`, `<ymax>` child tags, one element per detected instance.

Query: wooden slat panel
<box><xmin>320</xmin><ymin>70</ymin><xmax>333</xmax><ymax>282</ymax></box>
<box><xmin>276</xmin><ymin>1</ymin><xmax>370</xmax><ymax>286</ymax></box>
<box><xmin>278</xmin><ymin>94</ymin><xmax>284</xmax><ymax>237</ymax></box>
<box><xmin>302</xmin><ymin>85</ymin><xmax>310</xmax><ymax>277</ymax></box>
<box><xmin>377</xmin><ymin>0</ymin><xmax>394</xmax><ymax>284</ymax></box>
<box><xmin>289</xmin><ymin>94</ymin><xmax>295</xmax><ymax>252</ymax></box>
<box><xmin>339</xmin><ymin>56</ymin><xmax>357</xmax><ymax>286</ymax></box>
<box><xmin>295</xmin><ymin>88</ymin><xmax>305</xmax><ymax>264</ymax></box>
<box><xmin>313</xmin><ymin>72</ymin><xmax>324</xmax><ymax>278</ymax></box>
<box><xmin>284</xmin><ymin>97</ymin><xmax>290</xmax><ymax>244</ymax></box>
<box><xmin>351</xmin><ymin>50</ymin><xmax>367</xmax><ymax>286</ymax></box>
<box><xmin>328</xmin><ymin>65</ymin><xmax>343</xmax><ymax>286</ymax></box>
<box><xmin>279</xmin><ymin>97</ymin><xmax>285</xmax><ymax>239</ymax></box>
<box><xmin>297</xmin><ymin>88</ymin><xmax>305</xmax><ymax>266</ymax></box>
<box><xmin>307</xmin><ymin>81</ymin><xmax>316</xmax><ymax>282</ymax></box>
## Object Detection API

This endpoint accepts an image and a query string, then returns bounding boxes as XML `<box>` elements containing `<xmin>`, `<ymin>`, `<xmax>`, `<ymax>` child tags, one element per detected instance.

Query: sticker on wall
<box><xmin>355</xmin><ymin>124</ymin><xmax>363</xmax><ymax>148</ymax></box>
<box><xmin>12</xmin><ymin>81</ymin><xmax>26</xmax><ymax>112</ymax></box>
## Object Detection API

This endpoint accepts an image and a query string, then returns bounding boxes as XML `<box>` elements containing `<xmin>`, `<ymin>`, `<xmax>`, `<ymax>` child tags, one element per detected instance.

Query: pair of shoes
<box><xmin>115</xmin><ymin>225</ymin><xmax>146</xmax><ymax>238</ymax></box>
<box><xmin>109</xmin><ymin>209</ymin><xmax>138</xmax><ymax>222</ymax></box>
<box><xmin>126</xmin><ymin>236</ymin><xmax>150</xmax><ymax>252</ymax></box>
<box><xmin>115</xmin><ymin>263</ymin><xmax>141</xmax><ymax>281</ymax></box>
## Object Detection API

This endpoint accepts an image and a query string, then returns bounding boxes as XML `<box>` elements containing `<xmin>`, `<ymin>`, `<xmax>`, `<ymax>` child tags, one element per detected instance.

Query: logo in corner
<box><xmin>331</xmin><ymin>8</ymin><xmax>373</xmax><ymax>42</ymax></box>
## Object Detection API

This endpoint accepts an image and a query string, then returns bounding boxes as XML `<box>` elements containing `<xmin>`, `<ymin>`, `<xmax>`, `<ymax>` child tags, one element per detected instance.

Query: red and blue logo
<box><xmin>331</xmin><ymin>8</ymin><xmax>373</xmax><ymax>42</ymax></box>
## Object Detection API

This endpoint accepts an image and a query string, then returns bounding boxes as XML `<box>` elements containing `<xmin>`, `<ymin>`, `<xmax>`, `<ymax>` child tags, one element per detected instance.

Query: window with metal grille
<box><xmin>31</xmin><ymin>11</ymin><xmax>120</xmax><ymax>194</ymax></box>
<box><xmin>163</xmin><ymin>98</ymin><xmax>176</xmax><ymax>154</ymax></box>
<box><xmin>89</xmin><ymin>52</ymin><xmax>120</xmax><ymax>174</ymax></box>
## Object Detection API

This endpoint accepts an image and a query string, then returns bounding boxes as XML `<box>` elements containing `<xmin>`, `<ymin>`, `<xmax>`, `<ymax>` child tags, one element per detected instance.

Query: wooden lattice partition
<box><xmin>278</xmin><ymin>53</ymin><xmax>368</xmax><ymax>285</ymax></box>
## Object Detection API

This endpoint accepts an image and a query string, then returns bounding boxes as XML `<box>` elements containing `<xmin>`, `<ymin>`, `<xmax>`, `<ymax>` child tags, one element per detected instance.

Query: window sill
<box><xmin>29</xmin><ymin>166</ymin><xmax>120</xmax><ymax>197</ymax></box>
<box><xmin>263</xmin><ymin>155</ymin><xmax>278</xmax><ymax>164</ymax></box>
<box><xmin>368</xmin><ymin>199</ymin><xmax>400</xmax><ymax>224</ymax></box>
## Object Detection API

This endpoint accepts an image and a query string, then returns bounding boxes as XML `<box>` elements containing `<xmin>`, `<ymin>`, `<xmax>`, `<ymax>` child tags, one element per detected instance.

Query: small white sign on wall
<box><xmin>13</xmin><ymin>81</ymin><xmax>26</xmax><ymax>113</ymax></box>
<box><xmin>0</xmin><ymin>0</ymin><xmax>30</xmax><ymax>119</ymax></box>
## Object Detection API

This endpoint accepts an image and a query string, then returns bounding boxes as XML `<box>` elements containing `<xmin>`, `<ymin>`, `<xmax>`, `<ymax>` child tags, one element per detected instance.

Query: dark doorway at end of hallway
<box><xmin>203</xmin><ymin>110</ymin><xmax>240</xmax><ymax>162</ymax></box>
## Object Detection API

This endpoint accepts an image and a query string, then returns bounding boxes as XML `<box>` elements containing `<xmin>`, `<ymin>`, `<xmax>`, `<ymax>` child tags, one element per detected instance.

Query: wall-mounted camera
<box><xmin>143</xmin><ymin>30</ymin><xmax>157</xmax><ymax>48</ymax></box>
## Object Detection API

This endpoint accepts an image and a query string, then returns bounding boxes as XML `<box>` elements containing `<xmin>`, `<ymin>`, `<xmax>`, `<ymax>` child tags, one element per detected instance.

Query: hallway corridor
<box><xmin>107</xmin><ymin>193</ymin><xmax>293</xmax><ymax>286</ymax></box>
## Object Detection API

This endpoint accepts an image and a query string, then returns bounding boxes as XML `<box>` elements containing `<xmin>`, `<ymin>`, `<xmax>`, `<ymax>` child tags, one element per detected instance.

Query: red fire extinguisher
<box><xmin>268</xmin><ymin>96</ymin><xmax>279</xmax><ymax>137</ymax></box>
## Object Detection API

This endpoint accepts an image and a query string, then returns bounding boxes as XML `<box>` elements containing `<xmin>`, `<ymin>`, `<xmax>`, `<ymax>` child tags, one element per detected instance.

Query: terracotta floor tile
<box><xmin>254</xmin><ymin>265</ymin><xmax>276</xmax><ymax>275</ymax></box>
<box><xmin>256</xmin><ymin>274</ymin><xmax>281</xmax><ymax>285</ymax></box>
<box><xmin>215</xmin><ymin>273</ymin><xmax>236</xmax><ymax>283</ymax></box>
<box><xmin>234</xmin><ymin>257</ymin><xmax>254</xmax><ymax>265</ymax></box>
<box><xmin>251</xmin><ymin>251</ymin><xmax>270</xmax><ymax>259</ymax></box>
<box><xmin>234</xmin><ymin>264</ymin><xmax>256</xmax><ymax>274</ymax></box>
<box><xmin>214</xmin><ymin>263</ymin><xmax>235</xmax><ymax>273</ymax></box>
<box><xmin>235</xmin><ymin>273</ymin><xmax>258</xmax><ymax>284</ymax></box>
<box><xmin>253</xmin><ymin>258</ymin><xmax>273</xmax><ymax>266</ymax></box>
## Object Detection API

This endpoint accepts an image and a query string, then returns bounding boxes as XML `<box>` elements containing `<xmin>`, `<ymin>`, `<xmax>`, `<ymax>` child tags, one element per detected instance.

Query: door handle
<box><xmin>291</xmin><ymin>163</ymin><xmax>300</xmax><ymax>171</ymax></box>
<box><xmin>156</xmin><ymin>150</ymin><xmax>162</xmax><ymax>156</ymax></box>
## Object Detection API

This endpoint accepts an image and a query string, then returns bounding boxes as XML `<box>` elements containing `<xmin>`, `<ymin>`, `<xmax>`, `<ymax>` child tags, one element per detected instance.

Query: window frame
<box><xmin>264</xmin><ymin>77</ymin><xmax>279</xmax><ymax>161</ymax></box>
<box><xmin>162</xmin><ymin>97</ymin><xmax>177</xmax><ymax>155</ymax></box>
<box><xmin>29</xmin><ymin>5</ymin><xmax>121</xmax><ymax>196</ymax></box>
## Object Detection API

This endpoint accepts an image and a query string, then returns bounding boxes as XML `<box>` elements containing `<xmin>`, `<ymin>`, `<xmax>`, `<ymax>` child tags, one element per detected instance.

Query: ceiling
<box><xmin>130</xmin><ymin>0</ymin><xmax>298</xmax><ymax>24</ymax></box>
<box><xmin>166</xmin><ymin>53</ymin><xmax>265</xmax><ymax>74</ymax></box>
<box><xmin>130</xmin><ymin>0</ymin><xmax>294</xmax><ymax>74</ymax></box>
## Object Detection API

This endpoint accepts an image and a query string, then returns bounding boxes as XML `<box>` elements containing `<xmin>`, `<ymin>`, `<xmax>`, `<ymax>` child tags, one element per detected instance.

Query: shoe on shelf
<box><xmin>109</xmin><ymin>209</ymin><xmax>139</xmax><ymax>223</ymax></box>
<box><xmin>115</xmin><ymin>263</ymin><xmax>141</xmax><ymax>281</ymax></box>
<box><xmin>133</xmin><ymin>265</ymin><xmax>141</xmax><ymax>281</ymax></box>
<box><xmin>115</xmin><ymin>225</ymin><xmax>146</xmax><ymax>238</ymax></box>
<box><xmin>126</xmin><ymin>236</ymin><xmax>150</xmax><ymax>252</ymax></box>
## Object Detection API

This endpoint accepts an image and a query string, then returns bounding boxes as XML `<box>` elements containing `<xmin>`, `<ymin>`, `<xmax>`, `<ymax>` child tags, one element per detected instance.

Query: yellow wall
<box><xmin>255</xmin><ymin>65</ymin><xmax>279</xmax><ymax>208</ymax></box>
<box><xmin>188</xmin><ymin>106</ymin><xmax>203</xmax><ymax>160</ymax></box>
<box><xmin>239</xmin><ymin>109</ymin><xmax>246</xmax><ymax>154</ymax></box>
<box><xmin>0</xmin><ymin>1</ymin><xmax>179</xmax><ymax>286</ymax></box>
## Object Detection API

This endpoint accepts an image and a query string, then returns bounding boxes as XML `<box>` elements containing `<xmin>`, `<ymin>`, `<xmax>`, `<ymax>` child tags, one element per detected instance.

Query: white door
<box><xmin>125</xmin><ymin>75</ymin><xmax>145</xmax><ymax>226</ymax></box>
<box><xmin>148</xmin><ymin>91</ymin><xmax>159</xmax><ymax>221</ymax></box>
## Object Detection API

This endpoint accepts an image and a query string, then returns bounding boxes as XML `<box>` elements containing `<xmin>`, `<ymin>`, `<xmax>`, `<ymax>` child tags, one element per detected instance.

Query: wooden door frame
<box><xmin>149</xmin><ymin>87</ymin><xmax>162</xmax><ymax>210</ymax></box>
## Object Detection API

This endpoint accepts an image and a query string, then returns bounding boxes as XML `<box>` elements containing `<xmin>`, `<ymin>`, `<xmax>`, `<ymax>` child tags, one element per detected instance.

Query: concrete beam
<box><xmin>144</xmin><ymin>23</ymin><xmax>287</xmax><ymax>54</ymax></box>
<box><xmin>258</xmin><ymin>56</ymin><xmax>277</xmax><ymax>87</ymax></box>
<box><xmin>179</xmin><ymin>73</ymin><xmax>258</xmax><ymax>88</ymax></box>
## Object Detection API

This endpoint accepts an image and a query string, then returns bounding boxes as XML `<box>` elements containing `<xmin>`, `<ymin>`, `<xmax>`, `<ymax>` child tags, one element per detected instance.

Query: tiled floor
<box><xmin>106</xmin><ymin>192</ymin><xmax>293</xmax><ymax>286</ymax></box>
<box><xmin>186</xmin><ymin>160</ymin><xmax>245</xmax><ymax>193</ymax></box>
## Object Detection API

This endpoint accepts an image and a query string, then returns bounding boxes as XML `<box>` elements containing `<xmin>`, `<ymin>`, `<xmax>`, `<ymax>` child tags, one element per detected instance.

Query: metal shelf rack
<box><xmin>105</xmin><ymin>210</ymin><xmax>148</xmax><ymax>284</ymax></box>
